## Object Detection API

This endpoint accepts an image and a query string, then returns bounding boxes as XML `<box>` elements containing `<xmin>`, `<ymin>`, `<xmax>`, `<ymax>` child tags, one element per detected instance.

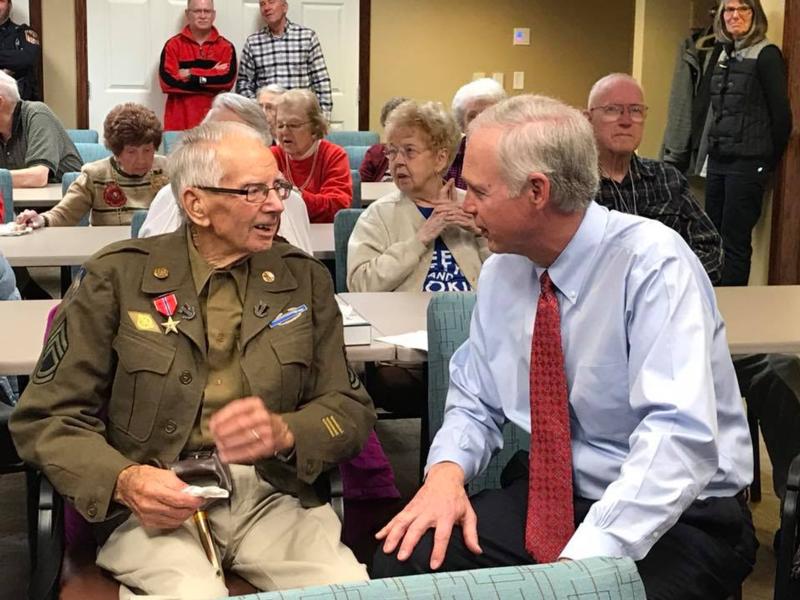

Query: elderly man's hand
<box><xmin>209</xmin><ymin>396</ymin><xmax>295</xmax><ymax>464</ymax></box>
<box><xmin>178</xmin><ymin>68</ymin><xmax>191</xmax><ymax>80</ymax></box>
<box><xmin>375</xmin><ymin>461</ymin><xmax>481</xmax><ymax>570</ymax></box>
<box><xmin>113</xmin><ymin>464</ymin><xmax>203</xmax><ymax>529</ymax></box>
<box><xmin>212</xmin><ymin>62</ymin><xmax>229</xmax><ymax>72</ymax></box>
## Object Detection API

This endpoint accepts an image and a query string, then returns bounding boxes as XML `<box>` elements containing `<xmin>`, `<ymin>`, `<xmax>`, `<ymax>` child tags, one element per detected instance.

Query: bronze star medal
<box><xmin>153</xmin><ymin>292</ymin><xmax>181</xmax><ymax>335</ymax></box>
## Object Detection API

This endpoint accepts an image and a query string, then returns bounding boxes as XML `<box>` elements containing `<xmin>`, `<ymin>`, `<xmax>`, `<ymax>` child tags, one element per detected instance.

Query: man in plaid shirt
<box><xmin>588</xmin><ymin>73</ymin><xmax>800</xmax><ymax>515</ymax></box>
<box><xmin>236</xmin><ymin>0</ymin><xmax>333</xmax><ymax>115</ymax></box>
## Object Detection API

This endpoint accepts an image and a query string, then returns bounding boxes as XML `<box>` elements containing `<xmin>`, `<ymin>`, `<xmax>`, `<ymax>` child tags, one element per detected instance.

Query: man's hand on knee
<box><xmin>113</xmin><ymin>464</ymin><xmax>203</xmax><ymax>529</ymax></box>
<box><xmin>375</xmin><ymin>461</ymin><xmax>482</xmax><ymax>570</ymax></box>
<box><xmin>209</xmin><ymin>396</ymin><xmax>295</xmax><ymax>464</ymax></box>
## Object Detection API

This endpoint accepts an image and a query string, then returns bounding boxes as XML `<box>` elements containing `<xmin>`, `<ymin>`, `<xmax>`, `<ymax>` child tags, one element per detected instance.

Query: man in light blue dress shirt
<box><xmin>373</xmin><ymin>95</ymin><xmax>757</xmax><ymax>600</ymax></box>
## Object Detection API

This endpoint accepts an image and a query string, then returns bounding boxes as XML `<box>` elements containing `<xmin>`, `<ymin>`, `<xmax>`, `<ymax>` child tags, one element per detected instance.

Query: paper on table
<box><xmin>375</xmin><ymin>330</ymin><xmax>428</xmax><ymax>352</ymax></box>
<box><xmin>0</xmin><ymin>223</ymin><xmax>32</xmax><ymax>236</ymax></box>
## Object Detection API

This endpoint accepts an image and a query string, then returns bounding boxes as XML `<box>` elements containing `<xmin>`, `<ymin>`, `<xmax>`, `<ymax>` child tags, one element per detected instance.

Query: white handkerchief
<box><xmin>181</xmin><ymin>485</ymin><xmax>230</xmax><ymax>499</ymax></box>
<box><xmin>0</xmin><ymin>223</ymin><xmax>32</xmax><ymax>236</ymax></box>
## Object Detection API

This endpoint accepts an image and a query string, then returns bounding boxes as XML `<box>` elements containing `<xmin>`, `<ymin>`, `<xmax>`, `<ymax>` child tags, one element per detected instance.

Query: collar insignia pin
<box><xmin>254</xmin><ymin>301</ymin><xmax>269</xmax><ymax>318</ymax></box>
<box><xmin>261</xmin><ymin>271</ymin><xmax>275</xmax><ymax>283</ymax></box>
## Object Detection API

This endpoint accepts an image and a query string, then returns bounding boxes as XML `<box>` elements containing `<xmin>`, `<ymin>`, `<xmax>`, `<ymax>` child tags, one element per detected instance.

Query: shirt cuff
<box><xmin>559</xmin><ymin>521</ymin><xmax>627</xmax><ymax>561</ymax></box>
<box><xmin>425</xmin><ymin>429</ymin><xmax>480</xmax><ymax>481</ymax></box>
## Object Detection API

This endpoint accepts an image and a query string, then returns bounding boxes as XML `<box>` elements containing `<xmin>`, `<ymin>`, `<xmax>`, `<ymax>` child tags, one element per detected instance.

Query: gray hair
<box><xmin>0</xmin><ymin>71</ymin><xmax>20</xmax><ymax>103</ymax></box>
<box><xmin>469</xmin><ymin>95</ymin><xmax>599</xmax><ymax>213</ymax></box>
<box><xmin>713</xmin><ymin>0</ymin><xmax>768</xmax><ymax>47</ymax></box>
<box><xmin>169</xmin><ymin>121</ymin><xmax>265</xmax><ymax>203</ymax></box>
<box><xmin>587</xmin><ymin>73</ymin><xmax>642</xmax><ymax>108</ymax></box>
<box><xmin>257</xmin><ymin>83</ymin><xmax>288</xmax><ymax>97</ymax></box>
<box><xmin>276</xmin><ymin>88</ymin><xmax>329</xmax><ymax>139</ymax></box>
<box><xmin>205</xmin><ymin>92</ymin><xmax>272</xmax><ymax>144</ymax></box>
<box><xmin>451</xmin><ymin>78</ymin><xmax>506</xmax><ymax>131</ymax></box>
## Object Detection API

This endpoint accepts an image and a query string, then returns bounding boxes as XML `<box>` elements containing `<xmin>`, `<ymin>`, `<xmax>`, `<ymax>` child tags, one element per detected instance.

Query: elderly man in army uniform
<box><xmin>11</xmin><ymin>121</ymin><xmax>375</xmax><ymax>598</ymax></box>
<box><xmin>0</xmin><ymin>0</ymin><xmax>40</xmax><ymax>101</ymax></box>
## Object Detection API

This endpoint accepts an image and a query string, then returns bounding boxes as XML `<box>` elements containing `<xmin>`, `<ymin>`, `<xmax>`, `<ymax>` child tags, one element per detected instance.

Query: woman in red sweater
<box><xmin>271</xmin><ymin>89</ymin><xmax>352</xmax><ymax>223</ymax></box>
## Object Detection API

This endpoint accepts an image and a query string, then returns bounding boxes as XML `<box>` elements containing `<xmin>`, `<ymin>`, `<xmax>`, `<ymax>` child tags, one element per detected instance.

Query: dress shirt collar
<box><xmin>539</xmin><ymin>201</ymin><xmax>608</xmax><ymax>306</ymax></box>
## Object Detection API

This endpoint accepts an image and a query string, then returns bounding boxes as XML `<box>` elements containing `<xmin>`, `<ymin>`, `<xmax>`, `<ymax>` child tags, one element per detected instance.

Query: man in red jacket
<box><xmin>159</xmin><ymin>0</ymin><xmax>236</xmax><ymax>131</ymax></box>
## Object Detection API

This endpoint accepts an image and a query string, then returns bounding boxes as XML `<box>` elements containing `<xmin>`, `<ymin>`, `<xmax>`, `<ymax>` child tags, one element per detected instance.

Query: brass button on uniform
<box><xmin>179</xmin><ymin>370</ymin><xmax>193</xmax><ymax>385</ymax></box>
<box><xmin>164</xmin><ymin>420</ymin><xmax>177</xmax><ymax>434</ymax></box>
<box><xmin>261</xmin><ymin>271</ymin><xmax>275</xmax><ymax>283</ymax></box>
<box><xmin>87</xmin><ymin>503</ymin><xmax>97</xmax><ymax>517</ymax></box>
<box><xmin>153</xmin><ymin>267</ymin><xmax>169</xmax><ymax>279</ymax></box>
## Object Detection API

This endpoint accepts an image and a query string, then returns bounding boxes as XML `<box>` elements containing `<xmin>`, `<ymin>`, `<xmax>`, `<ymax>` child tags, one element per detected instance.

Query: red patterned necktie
<box><xmin>525</xmin><ymin>270</ymin><xmax>574</xmax><ymax>563</ymax></box>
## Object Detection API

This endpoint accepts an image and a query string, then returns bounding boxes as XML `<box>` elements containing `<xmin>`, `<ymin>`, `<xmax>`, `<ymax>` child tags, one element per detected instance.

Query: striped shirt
<box><xmin>594</xmin><ymin>155</ymin><xmax>723</xmax><ymax>285</ymax></box>
<box><xmin>236</xmin><ymin>20</ymin><xmax>333</xmax><ymax>113</ymax></box>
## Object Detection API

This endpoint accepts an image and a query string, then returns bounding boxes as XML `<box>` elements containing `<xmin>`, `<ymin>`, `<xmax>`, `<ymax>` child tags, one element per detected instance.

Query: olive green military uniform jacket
<box><xmin>11</xmin><ymin>227</ymin><xmax>375</xmax><ymax>528</ymax></box>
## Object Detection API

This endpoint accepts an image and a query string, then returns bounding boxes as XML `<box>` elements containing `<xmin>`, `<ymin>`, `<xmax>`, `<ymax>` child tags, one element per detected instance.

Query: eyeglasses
<box><xmin>196</xmin><ymin>181</ymin><xmax>292</xmax><ymax>204</ymax></box>
<box><xmin>589</xmin><ymin>104</ymin><xmax>648</xmax><ymax>123</ymax></box>
<box><xmin>275</xmin><ymin>121</ymin><xmax>310</xmax><ymax>131</ymax></box>
<box><xmin>383</xmin><ymin>145</ymin><xmax>428</xmax><ymax>161</ymax></box>
<box><xmin>188</xmin><ymin>9</ymin><xmax>214</xmax><ymax>15</ymax></box>
<box><xmin>723</xmin><ymin>6</ymin><xmax>753</xmax><ymax>16</ymax></box>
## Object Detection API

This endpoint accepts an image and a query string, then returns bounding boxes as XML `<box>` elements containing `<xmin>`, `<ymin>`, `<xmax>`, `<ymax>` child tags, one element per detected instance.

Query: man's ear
<box><xmin>182</xmin><ymin>188</ymin><xmax>211</xmax><ymax>228</ymax></box>
<box><xmin>527</xmin><ymin>173</ymin><xmax>551</xmax><ymax>210</ymax></box>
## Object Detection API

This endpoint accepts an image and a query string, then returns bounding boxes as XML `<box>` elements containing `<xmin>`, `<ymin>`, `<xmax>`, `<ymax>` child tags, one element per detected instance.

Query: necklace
<box><xmin>283</xmin><ymin>141</ymin><xmax>320</xmax><ymax>192</ymax></box>
<box><xmin>600</xmin><ymin>160</ymin><xmax>638</xmax><ymax>216</ymax></box>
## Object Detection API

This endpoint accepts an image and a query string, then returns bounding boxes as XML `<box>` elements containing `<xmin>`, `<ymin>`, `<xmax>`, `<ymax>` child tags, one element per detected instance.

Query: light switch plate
<box><xmin>513</xmin><ymin>71</ymin><xmax>525</xmax><ymax>90</ymax></box>
<box><xmin>513</xmin><ymin>27</ymin><xmax>531</xmax><ymax>45</ymax></box>
<box><xmin>492</xmin><ymin>72</ymin><xmax>505</xmax><ymax>87</ymax></box>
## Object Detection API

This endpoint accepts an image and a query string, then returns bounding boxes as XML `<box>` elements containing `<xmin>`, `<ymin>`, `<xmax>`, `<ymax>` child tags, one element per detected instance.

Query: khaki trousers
<box><xmin>96</xmin><ymin>465</ymin><xmax>368</xmax><ymax>599</ymax></box>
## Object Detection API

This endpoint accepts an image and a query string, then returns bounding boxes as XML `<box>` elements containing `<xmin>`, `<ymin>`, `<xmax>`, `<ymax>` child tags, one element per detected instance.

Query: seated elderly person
<box><xmin>348</xmin><ymin>99</ymin><xmax>489</xmax><ymax>293</ymax></box>
<box><xmin>358</xmin><ymin>96</ymin><xmax>409</xmax><ymax>183</ymax></box>
<box><xmin>445</xmin><ymin>78</ymin><xmax>506</xmax><ymax>190</ymax></box>
<box><xmin>0</xmin><ymin>70</ymin><xmax>82</xmax><ymax>193</ymax></box>
<box><xmin>10</xmin><ymin>121</ymin><xmax>375</xmax><ymax>597</ymax></box>
<box><xmin>140</xmin><ymin>92</ymin><xmax>312</xmax><ymax>254</ymax></box>
<box><xmin>256</xmin><ymin>83</ymin><xmax>287</xmax><ymax>140</ymax></box>
<box><xmin>16</xmin><ymin>103</ymin><xmax>165</xmax><ymax>228</ymax></box>
<box><xmin>271</xmin><ymin>89</ymin><xmax>351</xmax><ymax>223</ymax></box>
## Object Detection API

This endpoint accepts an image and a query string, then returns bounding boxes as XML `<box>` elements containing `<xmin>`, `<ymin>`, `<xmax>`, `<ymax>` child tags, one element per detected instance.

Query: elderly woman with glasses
<box><xmin>347</xmin><ymin>99</ymin><xmax>488</xmax><ymax>294</ymax></box>
<box><xmin>271</xmin><ymin>89</ymin><xmax>352</xmax><ymax>223</ymax></box>
<box><xmin>16</xmin><ymin>102</ymin><xmax>166</xmax><ymax>228</ymax></box>
<box><xmin>139</xmin><ymin>92</ymin><xmax>313</xmax><ymax>254</ymax></box>
<box><xmin>446</xmin><ymin>78</ymin><xmax>506</xmax><ymax>190</ymax></box>
<box><xmin>704</xmin><ymin>0</ymin><xmax>791</xmax><ymax>285</ymax></box>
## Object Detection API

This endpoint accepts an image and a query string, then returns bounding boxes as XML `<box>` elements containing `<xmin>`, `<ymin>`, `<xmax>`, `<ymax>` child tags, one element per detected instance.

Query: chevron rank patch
<box><xmin>321</xmin><ymin>415</ymin><xmax>344</xmax><ymax>438</ymax></box>
<box><xmin>128</xmin><ymin>311</ymin><xmax>161</xmax><ymax>333</ymax></box>
<box><xmin>33</xmin><ymin>319</ymin><xmax>68</xmax><ymax>384</ymax></box>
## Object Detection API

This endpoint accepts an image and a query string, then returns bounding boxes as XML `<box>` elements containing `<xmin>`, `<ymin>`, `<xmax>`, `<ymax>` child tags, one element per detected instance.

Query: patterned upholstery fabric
<box><xmin>426</xmin><ymin>292</ymin><xmax>530</xmax><ymax>494</ymax></box>
<box><xmin>326</xmin><ymin>131</ymin><xmax>380</xmax><ymax>147</ymax></box>
<box><xmin>333</xmin><ymin>208</ymin><xmax>364</xmax><ymax>293</ymax></box>
<box><xmin>66</xmin><ymin>129</ymin><xmax>99</xmax><ymax>144</ymax></box>
<box><xmin>232</xmin><ymin>556</ymin><xmax>645</xmax><ymax>599</ymax></box>
<box><xmin>74</xmin><ymin>143</ymin><xmax>112</xmax><ymax>164</ymax></box>
<box><xmin>0</xmin><ymin>169</ymin><xmax>12</xmax><ymax>223</ymax></box>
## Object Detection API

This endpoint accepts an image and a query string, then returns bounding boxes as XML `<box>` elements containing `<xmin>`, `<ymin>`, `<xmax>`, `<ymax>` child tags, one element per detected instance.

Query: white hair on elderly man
<box><xmin>469</xmin><ymin>94</ymin><xmax>600</xmax><ymax>213</ymax></box>
<box><xmin>168</xmin><ymin>120</ymin><xmax>265</xmax><ymax>201</ymax></box>
<box><xmin>204</xmin><ymin>92</ymin><xmax>273</xmax><ymax>144</ymax></box>
<box><xmin>451</xmin><ymin>77</ymin><xmax>506</xmax><ymax>131</ymax></box>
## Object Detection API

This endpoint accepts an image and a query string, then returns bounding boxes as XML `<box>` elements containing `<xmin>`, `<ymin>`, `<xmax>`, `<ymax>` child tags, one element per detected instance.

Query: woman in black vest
<box><xmin>705</xmin><ymin>0</ymin><xmax>791</xmax><ymax>286</ymax></box>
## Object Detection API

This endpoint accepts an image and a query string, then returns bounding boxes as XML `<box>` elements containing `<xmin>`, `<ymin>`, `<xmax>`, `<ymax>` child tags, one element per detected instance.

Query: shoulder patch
<box><xmin>24</xmin><ymin>29</ymin><xmax>39</xmax><ymax>45</ymax></box>
<box><xmin>33</xmin><ymin>319</ymin><xmax>68</xmax><ymax>385</ymax></box>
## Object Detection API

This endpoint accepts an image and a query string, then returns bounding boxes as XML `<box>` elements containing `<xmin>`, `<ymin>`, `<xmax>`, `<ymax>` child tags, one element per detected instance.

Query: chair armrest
<box><xmin>776</xmin><ymin>452</ymin><xmax>800</xmax><ymax>600</ymax></box>
<box><xmin>28</xmin><ymin>473</ymin><xmax>64</xmax><ymax>600</ymax></box>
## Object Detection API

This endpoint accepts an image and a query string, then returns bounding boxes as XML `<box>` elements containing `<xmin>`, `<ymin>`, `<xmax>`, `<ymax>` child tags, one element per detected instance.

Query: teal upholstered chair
<box><xmin>327</xmin><ymin>130</ymin><xmax>379</xmax><ymax>147</ymax></box>
<box><xmin>162</xmin><ymin>131</ymin><xmax>183</xmax><ymax>154</ymax></box>
<box><xmin>0</xmin><ymin>169</ymin><xmax>13</xmax><ymax>223</ymax></box>
<box><xmin>332</xmin><ymin>208</ymin><xmax>364</xmax><ymax>293</ymax></box>
<box><xmin>350</xmin><ymin>169</ymin><xmax>362</xmax><ymax>208</ymax></box>
<box><xmin>130</xmin><ymin>210</ymin><xmax>148</xmax><ymax>238</ymax></box>
<box><xmin>234</xmin><ymin>556</ymin><xmax>645</xmax><ymax>600</ymax></box>
<box><xmin>74</xmin><ymin>143</ymin><xmax>112</xmax><ymax>164</ymax></box>
<box><xmin>427</xmin><ymin>292</ymin><xmax>530</xmax><ymax>494</ymax></box>
<box><xmin>66</xmin><ymin>129</ymin><xmax>99</xmax><ymax>144</ymax></box>
<box><xmin>343</xmin><ymin>145</ymin><xmax>369</xmax><ymax>171</ymax></box>
<box><xmin>60</xmin><ymin>172</ymin><xmax>88</xmax><ymax>227</ymax></box>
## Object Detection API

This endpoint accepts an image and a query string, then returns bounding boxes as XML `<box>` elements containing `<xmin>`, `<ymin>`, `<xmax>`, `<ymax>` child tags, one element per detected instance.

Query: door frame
<box><xmin>28</xmin><ymin>0</ymin><xmax>42</xmax><ymax>99</ymax></box>
<box><xmin>73</xmin><ymin>0</ymin><xmax>371</xmax><ymax>131</ymax></box>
